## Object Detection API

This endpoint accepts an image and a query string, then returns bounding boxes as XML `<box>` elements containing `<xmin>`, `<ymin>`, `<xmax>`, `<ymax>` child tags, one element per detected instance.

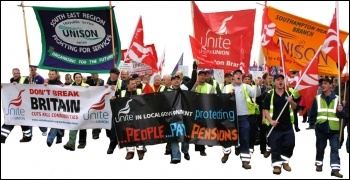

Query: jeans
<box><xmin>315</xmin><ymin>127</ymin><xmax>341</xmax><ymax>172</ymax></box>
<box><xmin>47</xmin><ymin>128</ymin><xmax>64</xmax><ymax>143</ymax></box>
<box><xmin>171</xmin><ymin>142</ymin><xmax>189</xmax><ymax>160</ymax></box>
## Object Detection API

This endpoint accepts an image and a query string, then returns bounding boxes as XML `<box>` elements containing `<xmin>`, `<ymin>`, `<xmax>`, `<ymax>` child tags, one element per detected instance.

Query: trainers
<box><xmin>235</xmin><ymin>147</ymin><xmax>240</xmax><ymax>156</ymax></box>
<box><xmin>170</xmin><ymin>159</ymin><xmax>180</xmax><ymax>164</ymax></box>
<box><xmin>282</xmin><ymin>163</ymin><xmax>291</xmax><ymax>171</ymax></box>
<box><xmin>125</xmin><ymin>152</ymin><xmax>134</xmax><ymax>160</ymax></box>
<box><xmin>331</xmin><ymin>171</ymin><xmax>343</xmax><ymax>178</ymax></box>
<box><xmin>1</xmin><ymin>138</ymin><xmax>5</xmax><ymax>144</ymax></box>
<box><xmin>242</xmin><ymin>161</ymin><xmax>251</xmax><ymax>169</ymax></box>
<box><xmin>137</xmin><ymin>150</ymin><xmax>145</xmax><ymax>160</ymax></box>
<box><xmin>184</xmin><ymin>153</ymin><xmax>190</xmax><ymax>161</ymax></box>
<box><xmin>295</xmin><ymin>127</ymin><xmax>300</xmax><ymax>132</ymax></box>
<box><xmin>77</xmin><ymin>144</ymin><xmax>86</xmax><ymax>149</ymax></box>
<box><xmin>63</xmin><ymin>144</ymin><xmax>75</xmax><ymax>151</ymax></box>
<box><xmin>273</xmin><ymin>167</ymin><xmax>281</xmax><ymax>175</ymax></box>
<box><xmin>263</xmin><ymin>151</ymin><xmax>271</xmax><ymax>158</ymax></box>
<box><xmin>316</xmin><ymin>165</ymin><xmax>322</xmax><ymax>172</ymax></box>
<box><xmin>42</xmin><ymin>131</ymin><xmax>47</xmax><ymax>136</ymax></box>
<box><xmin>200</xmin><ymin>150</ymin><xmax>207</xmax><ymax>156</ymax></box>
<box><xmin>19</xmin><ymin>136</ymin><xmax>32</xmax><ymax>143</ymax></box>
<box><xmin>221</xmin><ymin>153</ymin><xmax>230</xmax><ymax>164</ymax></box>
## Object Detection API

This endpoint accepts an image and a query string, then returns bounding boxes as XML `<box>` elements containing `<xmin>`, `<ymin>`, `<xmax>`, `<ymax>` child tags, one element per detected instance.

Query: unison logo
<box><xmin>55</xmin><ymin>19</ymin><xmax>106</xmax><ymax>46</ymax></box>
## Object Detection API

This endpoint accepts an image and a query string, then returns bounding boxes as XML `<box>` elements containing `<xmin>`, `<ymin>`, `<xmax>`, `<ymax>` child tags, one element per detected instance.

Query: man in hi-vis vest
<box><xmin>263</xmin><ymin>74</ymin><xmax>297</xmax><ymax>175</ymax></box>
<box><xmin>221</xmin><ymin>69</ymin><xmax>261</xmax><ymax>169</ymax></box>
<box><xmin>309</xmin><ymin>77</ymin><xmax>346</xmax><ymax>178</ymax></box>
<box><xmin>120</xmin><ymin>78</ymin><xmax>145</xmax><ymax>160</ymax></box>
<box><xmin>191</xmin><ymin>69</ymin><xmax>215</xmax><ymax>156</ymax></box>
<box><xmin>1</xmin><ymin>68</ymin><xmax>31</xmax><ymax>144</ymax></box>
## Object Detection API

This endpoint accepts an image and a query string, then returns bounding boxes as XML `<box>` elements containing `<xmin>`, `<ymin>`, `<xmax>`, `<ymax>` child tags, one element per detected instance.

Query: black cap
<box><xmin>319</xmin><ymin>76</ymin><xmax>332</xmax><ymax>84</ymax></box>
<box><xmin>171</xmin><ymin>75</ymin><xmax>181</xmax><ymax>80</ymax></box>
<box><xmin>274</xmin><ymin>74</ymin><xmax>284</xmax><ymax>80</ymax></box>
<box><xmin>224</xmin><ymin>72</ymin><xmax>232</xmax><ymax>78</ymax></box>
<box><xmin>131</xmin><ymin>74</ymin><xmax>139</xmax><ymax>79</ymax></box>
<box><xmin>109</xmin><ymin>68</ymin><xmax>120</xmax><ymax>75</ymax></box>
<box><xmin>232</xmin><ymin>69</ymin><xmax>242</xmax><ymax>75</ymax></box>
<box><xmin>29</xmin><ymin>65</ymin><xmax>38</xmax><ymax>68</ymax></box>
<box><xmin>198</xmin><ymin>70</ymin><xmax>207</xmax><ymax>75</ymax></box>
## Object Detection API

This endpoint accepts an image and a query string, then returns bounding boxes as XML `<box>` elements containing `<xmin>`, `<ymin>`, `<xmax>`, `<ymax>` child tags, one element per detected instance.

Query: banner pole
<box><xmin>109</xmin><ymin>1</ymin><xmax>116</xmax><ymax>68</ymax></box>
<box><xmin>191</xmin><ymin>1</ymin><xmax>197</xmax><ymax>65</ymax></box>
<box><xmin>21</xmin><ymin>1</ymin><xmax>32</xmax><ymax>82</ymax></box>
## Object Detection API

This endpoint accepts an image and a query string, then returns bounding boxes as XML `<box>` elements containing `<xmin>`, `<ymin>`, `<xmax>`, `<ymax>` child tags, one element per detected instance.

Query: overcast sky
<box><xmin>1</xmin><ymin>1</ymin><xmax>349</xmax><ymax>82</ymax></box>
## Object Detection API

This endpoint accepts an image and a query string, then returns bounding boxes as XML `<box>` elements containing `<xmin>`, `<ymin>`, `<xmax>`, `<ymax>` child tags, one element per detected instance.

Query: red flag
<box><xmin>191</xmin><ymin>1</ymin><xmax>255</xmax><ymax>71</ymax></box>
<box><xmin>189</xmin><ymin>35</ymin><xmax>218</xmax><ymax>69</ymax></box>
<box><xmin>124</xmin><ymin>16</ymin><xmax>158</xmax><ymax>72</ymax></box>
<box><xmin>322</xmin><ymin>5</ymin><xmax>346</xmax><ymax>70</ymax></box>
<box><xmin>295</xmin><ymin>55</ymin><xmax>320</xmax><ymax>115</ymax></box>
<box><xmin>261</xmin><ymin>1</ymin><xmax>279</xmax><ymax>52</ymax></box>
<box><xmin>143</xmin><ymin>82</ymin><xmax>154</xmax><ymax>94</ymax></box>
<box><xmin>239</xmin><ymin>35</ymin><xmax>247</xmax><ymax>74</ymax></box>
<box><xmin>158</xmin><ymin>49</ymin><xmax>165</xmax><ymax>76</ymax></box>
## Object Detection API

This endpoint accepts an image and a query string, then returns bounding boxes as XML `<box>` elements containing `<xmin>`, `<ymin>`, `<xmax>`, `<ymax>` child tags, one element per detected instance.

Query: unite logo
<box><xmin>214</xmin><ymin>15</ymin><xmax>233</xmax><ymax>35</ymax></box>
<box><xmin>116</xmin><ymin>99</ymin><xmax>134</xmax><ymax>123</ymax></box>
<box><xmin>83</xmin><ymin>92</ymin><xmax>110</xmax><ymax>121</ymax></box>
<box><xmin>5</xmin><ymin>89</ymin><xmax>25</xmax><ymax>118</ymax></box>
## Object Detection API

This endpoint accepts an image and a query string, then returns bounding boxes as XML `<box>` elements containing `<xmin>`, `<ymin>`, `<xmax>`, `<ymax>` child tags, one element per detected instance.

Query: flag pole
<box><xmin>335</xmin><ymin>1</ymin><xmax>341</xmax><ymax>104</ymax></box>
<box><xmin>191</xmin><ymin>1</ymin><xmax>197</xmax><ymax>65</ymax></box>
<box><xmin>109</xmin><ymin>1</ymin><xmax>116</xmax><ymax>68</ymax></box>
<box><xmin>267</xmin><ymin>45</ymin><xmax>323</xmax><ymax>138</ymax></box>
<box><xmin>20</xmin><ymin>1</ymin><xmax>32</xmax><ymax>83</ymax></box>
<box><xmin>279</xmin><ymin>37</ymin><xmax>288</xmax><ymax>89</ymax></box>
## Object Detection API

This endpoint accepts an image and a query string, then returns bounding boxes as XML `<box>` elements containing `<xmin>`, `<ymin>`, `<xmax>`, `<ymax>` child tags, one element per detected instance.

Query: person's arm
<box><xmin>185</xmin><ymin>61</ymin><xmax>198</xmax><ymax>90</ymax></box>
<box><xmin>308</xmin><ymin>98</ymin><xmax>318</xmax><ymax>126</ymax></box>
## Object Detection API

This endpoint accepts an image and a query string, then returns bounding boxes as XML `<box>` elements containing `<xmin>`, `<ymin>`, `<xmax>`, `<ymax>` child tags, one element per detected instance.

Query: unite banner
<box><xmin>1</xmin><ymin>84</ymin><xmax>114</xmax><ymax>130</ymax></box>
<box><xmin>266</xmin><ymin>6</ymin><xmax>349</xmax><ymax>76</ymax></box>
<box><xmin>110</xmin><ymin>90</ymin><xmax>238</xmax><ymax>148</ymax></box>
<box><xmin>33</xmin><ymin>6</ymin><xmax>121</xmax><ymax>73</ymax></box>
<box><xmin>192</xmin><ymin>2</ymin><xmax>255</xmax><ymax>72</ymax></box>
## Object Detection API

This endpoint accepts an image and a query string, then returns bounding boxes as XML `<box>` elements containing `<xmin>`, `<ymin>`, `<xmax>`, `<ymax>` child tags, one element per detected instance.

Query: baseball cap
<box><xmin>274</xmin><ymin>74</ymin><xmax>285</xmax><ymax>80</ymax></box>
<box><xmin>319</xmin><ymin>76</ymin><xmax>332</xmax><ymax>84</ymax></box>
<box><xmin>232</xmin><ymin>69</ymin><xmax>242</xmax><ymax>75</ymax></box>
<box><xmin>198</xmin><ymin>69</ymin><xmax>207</xmax><ymax>75</ymax></box>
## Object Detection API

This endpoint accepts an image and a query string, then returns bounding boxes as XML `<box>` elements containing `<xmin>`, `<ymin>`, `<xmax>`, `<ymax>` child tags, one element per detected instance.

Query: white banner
<box><xmin>1</xmin><ymin>84</ymin><xmax>114</xmax><ymax>130</ymax></box>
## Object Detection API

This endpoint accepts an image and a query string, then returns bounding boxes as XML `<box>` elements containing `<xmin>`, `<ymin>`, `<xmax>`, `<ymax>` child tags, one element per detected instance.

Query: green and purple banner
<box><xmin>33</xmin><ymin>6</ymin><xmax>121</xmax><ymax>73</ymax></box>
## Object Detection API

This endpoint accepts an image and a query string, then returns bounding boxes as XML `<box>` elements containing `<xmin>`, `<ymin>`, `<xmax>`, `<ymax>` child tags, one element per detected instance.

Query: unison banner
<box><xmin>111</xmin><ymin>90</ymin><xmax>238</xmax><ymax>148</ymax></box>
<box><xmin>265</xmin><ymin>6</ymin><xmax>349</xmax><ymax>76</ymax></box>
<box><xmin>1</xmin><ymin>84</ymin><xmax>114</xmax><ymax>130</ymax></box>
<box><xmin>33</xmin><ymin>6</ymin><xmax>121</xmax><ymax>73</ymax></box>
